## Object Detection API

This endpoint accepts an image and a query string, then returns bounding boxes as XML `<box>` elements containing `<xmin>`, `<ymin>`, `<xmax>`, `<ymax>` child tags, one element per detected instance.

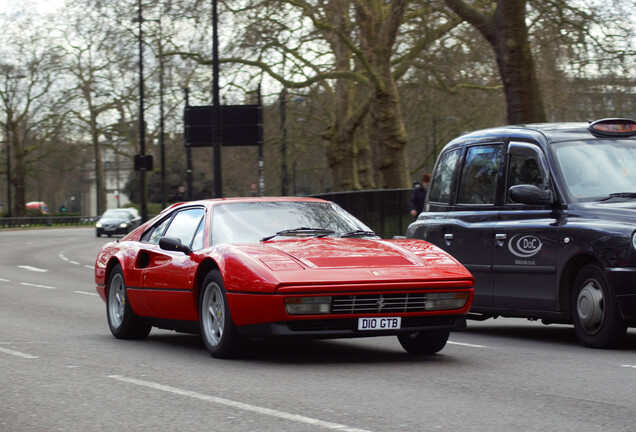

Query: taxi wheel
<box><xmin>572</xmin><ymin>264</ymin><xmax>626</xmax><ymax>348</ymax></box>
<box><xmin>106</xmin><ymin>264</ymin><xmax>151</xmax><ymax>339</ymax></box>
<box><xmin>199</xmin><ymin>270</ymin><xmax>244</xmax><ymax>359</ymax></box>
<box><xmin>398</xmin><ymin>329</ymin><xmax>450</xmax><ymax>355</ymax></box>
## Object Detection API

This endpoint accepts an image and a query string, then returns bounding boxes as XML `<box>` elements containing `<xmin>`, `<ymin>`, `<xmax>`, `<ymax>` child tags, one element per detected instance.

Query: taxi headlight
<box><xmin>425</xmin><ymin>292</ymin><xmax>470</xmax><ymax>311</ymax></box>
<box><xmin>285</xmin><ymin>296</ymin><xmax>332</xmax><ymax>315</ymax></box>
<box><xmin>96</xmin><ymin>222</ymin><xmax>102</xmax><ymax>228</ymax></box>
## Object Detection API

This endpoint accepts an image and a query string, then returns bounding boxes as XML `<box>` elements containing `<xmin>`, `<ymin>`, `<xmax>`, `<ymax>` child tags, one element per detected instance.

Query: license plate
<box><xmin>358</xmin><ymin>317</ymin><xmax>401</xmax><ymax>331</ymax></box>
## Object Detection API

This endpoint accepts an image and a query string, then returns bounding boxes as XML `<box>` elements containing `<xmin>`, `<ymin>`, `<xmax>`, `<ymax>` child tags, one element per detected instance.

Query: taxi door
<box><xmin>492</xmin><ymin>142</ymin><xmax>559</xmax><ymax>311</ymax></box>
<box><xmin>443</xmin><ymin>143</ymin><xmax>505</xmax><ymax>307</ymax></box>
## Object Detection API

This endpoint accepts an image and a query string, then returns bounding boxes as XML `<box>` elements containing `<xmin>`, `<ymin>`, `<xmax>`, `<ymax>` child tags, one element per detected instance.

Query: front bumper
<box><xmin>236</xmin><ymin>315</ymin><xmax>466</xmax><ymax>339</ymax></box>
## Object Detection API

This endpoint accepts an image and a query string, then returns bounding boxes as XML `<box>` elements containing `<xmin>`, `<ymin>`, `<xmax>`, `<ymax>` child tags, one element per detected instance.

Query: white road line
<box><xmin>0</xmin><ymin>278</ymin><xmax>9</xmax><ymax>282</ymax></box>
<box><xmin>59</xmin><ymin>253</ymin><xmax>69</xmax><ymax>261</ymax></box>
<box><xmin>621</xmin><ymin>364</ymin><xmax>636</xmax><ymax>369</ymax></box>
<box><xmin>0</xmin><ymin>347</ymin><xmax>39</xmax><ymax>359</ymax></box>
<box><xmin>74</xmin><ymin>290</ymin><xmax>99</xmax><ymax>296</ymax></box>
<box><xmin>20</xmin><ymin>282</ymin><xmax>55</xmax><ymax>290</ymax></box>
<box><xmin>448</xmin><ymin>341</ymin><xmax>487</xmax><ymax>348</ymax></box>
<box><xmin>84</xmin><ymin>265</ymin><xmax>94</xmax><ymax>270</ymax></box>
<box><xmin>108</xmin><ymin>375</ymin><xmax>374</xmax><ymax>432</ymax></box>
<box><xmin>18</xmin><ymin>265</ymin><xmax>48</xmax><ymax>273</ymax></box>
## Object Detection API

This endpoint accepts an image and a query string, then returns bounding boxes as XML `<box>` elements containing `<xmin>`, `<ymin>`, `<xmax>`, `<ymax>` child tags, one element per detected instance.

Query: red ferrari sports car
<box><xmin>95</xmin><ymin>197</ymin><xmax>474</xmax><ymax>358</ymax></box>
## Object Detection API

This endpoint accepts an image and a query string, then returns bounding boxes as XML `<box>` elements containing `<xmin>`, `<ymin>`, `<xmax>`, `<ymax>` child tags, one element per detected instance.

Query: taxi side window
<box><xmin>457</xmin><ymin>144</ymin><xmax>503</xmax><ymax>205</ymax></box>
<box><xmin>428</xmin><ymin>149</ymin><xmax>460</xmax><ymax>204</ymax></box>
<box><xmin>506</xmin><ymin>143</ymin><xmax>549</xmax><ymax>204</ymax></box>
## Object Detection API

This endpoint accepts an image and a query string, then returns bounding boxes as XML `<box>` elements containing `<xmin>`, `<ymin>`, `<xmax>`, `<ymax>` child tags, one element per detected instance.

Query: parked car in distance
<box><xmin>406</xmin><ymin>118</ymin><xmax>636</xmax><ymax>348</ymax></box>
<box><xmin>94</xmin><ymin>197</ymin><xmax>474</xmax><ymax>358</ymax></box>
<box><xmin>25</xmin><ymin>201</ymin><xmax>48</xmax><ymax>215</ymax></box>
<box><xmin>96</xmin><ymin>208</ymin><xmax>141</xmax><ymax>237</ymax></box>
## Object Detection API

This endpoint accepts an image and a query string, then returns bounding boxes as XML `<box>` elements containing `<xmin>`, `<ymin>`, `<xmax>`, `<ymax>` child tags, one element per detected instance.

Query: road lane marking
<box><xmin>18</xmin><ymin>265</ymin><xmax>48</xmax><ymax>273</ymax></box>
<box><xmin>0</xmin><ymin>347</ymin><xmax>39</xmax><ymax>359</ymax></box>
<box><xmin>0</xmin><ymin>278</ymin><xmax>9</xmax><ymax>282</ymax></box>
<box><xmin>448</xmin><ymin>341</ymin><xmax>487</xmax><ymax>348</ymax></box>
<box><xmin>60</xmin><ymin>253</ymin><xmax>80</xmax><ymax>265</ymax></box>
<box><xmin>621</xmin><ymin>364</ymin><xmax>636</xmax><ymax>369</ymax></box>
<box><xmin>20</xmin><ymin>282</ymin><xmax>55</xmax><ymax>290</ymax></box>
<box><xmin>74</xmin><ymin>290</ymin><xmax>99</xmax><ymax>296</ymax></box>
<box><xmin>108</xmin><ymin>375</ymin><xmax>374</xmax><ymax>432</ymax></box>
<box><xmin>84</xmin><ymin>265</ymin><xmax>94</xmax><ymax>270</ymax></box>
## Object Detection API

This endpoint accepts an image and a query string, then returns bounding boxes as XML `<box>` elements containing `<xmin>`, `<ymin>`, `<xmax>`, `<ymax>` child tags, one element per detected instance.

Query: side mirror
<box><xmin>159</xmin><ymin>237</ymin><xmax>192</xmax><ymax>255</ymax></box>
<box><xmin>508</xmin><ymin>184</ymin><xmax>554</xmax><ymax>205</ymax></box>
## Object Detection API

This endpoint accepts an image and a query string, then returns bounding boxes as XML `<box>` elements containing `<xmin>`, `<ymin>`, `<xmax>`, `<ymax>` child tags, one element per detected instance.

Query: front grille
<box><xmin>331</xmin><ymin>293</ymin><xmax>427</xmax><ymax>314</ymax></box>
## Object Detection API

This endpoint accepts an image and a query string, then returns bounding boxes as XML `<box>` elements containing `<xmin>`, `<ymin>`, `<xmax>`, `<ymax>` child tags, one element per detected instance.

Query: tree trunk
<box><xmin>444</xmin><ymin>0</ymin><xmax>547</xmax><ymax>124</ymax></box>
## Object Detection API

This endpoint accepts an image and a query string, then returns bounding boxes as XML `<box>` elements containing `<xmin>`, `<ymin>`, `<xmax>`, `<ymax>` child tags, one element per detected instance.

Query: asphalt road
<box><xmin>1</xmin><ymin>228</ymin><xmax>635</xmax><ymax>432</ymax></box>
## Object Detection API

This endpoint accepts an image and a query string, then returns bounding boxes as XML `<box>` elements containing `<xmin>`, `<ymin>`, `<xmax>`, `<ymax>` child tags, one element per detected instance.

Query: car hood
<box><xmin>222</xmin><ymin>237</ymin><xmax>472</xmax><ymax>286</ymax></box>
<box><xmin>572</xmin><ymin>201</ymin><xmax>636</xmax><ymax>224</ymax></box>
<box><xmin>98</xmin><ymin>218</ymin><xmax>129</xmax><ymax>224</ymax></box>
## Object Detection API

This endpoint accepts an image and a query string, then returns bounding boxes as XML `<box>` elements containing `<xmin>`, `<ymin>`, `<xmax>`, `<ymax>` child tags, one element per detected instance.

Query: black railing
<box><xmin>0</xmin><ymin>189</ymin><xmax>415</xmax><ymax>237</ymax></box>
<box><xmin>0</xmin><ymin>216</ymin><xmax>98</xmax><ymax>229</ymax></box>
<box><xmin>311</xmin><ymin>188</ymin><xmax>413</xmax><ymax>239</ymax></box>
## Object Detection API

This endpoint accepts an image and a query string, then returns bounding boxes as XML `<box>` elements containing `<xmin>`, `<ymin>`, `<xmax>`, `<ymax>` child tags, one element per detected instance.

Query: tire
<box><xmin>398</xmin><ymin>329</ymin><xmax>451</xmax><ymax>355</ymax></box>
<box><xmin>96</xmin><ymin>231</ymin><xmax>101</xmax><ymax>238</ymax></box>
<box><xmin>572</xmin><ymin>264</ymin><xmax>626</xmax><ymax>348</ymax></box>
<box><xmin>199</xmin><ymin>270</ymin><xmax>244</xmax><ymax>358</ymax></box>
<box><xmin>106</xmin><ymin>264</ymin><xmax>151</xmax><ymax>339</ymax></box>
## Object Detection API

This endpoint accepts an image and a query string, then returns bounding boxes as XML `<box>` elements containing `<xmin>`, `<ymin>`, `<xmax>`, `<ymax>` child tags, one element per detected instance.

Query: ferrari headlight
<box><xmin>96</xmin><ymin>222</ymin><xmax>102</xmax><ymax>228</ymax></box>
<box><xmin>632</xmin><ymin>232</ymin><xmax>636</xmax><ymax>251</ymax></box>
<box><xmin>285</xmin><ymin>296</ymin><xmax>332</xmax><ymax>315</ymax></box>
<box><xmin>425</xmin><ymin>292</ymin><xmax>470</xmax><ymax>311</ymax></box>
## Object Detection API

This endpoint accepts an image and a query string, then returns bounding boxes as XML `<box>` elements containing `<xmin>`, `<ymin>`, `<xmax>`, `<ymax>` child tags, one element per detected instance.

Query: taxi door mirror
<box><xmin>508</xmin><ymin>184</ymin><xmax>554</xmax><ymax>205</ymax></box>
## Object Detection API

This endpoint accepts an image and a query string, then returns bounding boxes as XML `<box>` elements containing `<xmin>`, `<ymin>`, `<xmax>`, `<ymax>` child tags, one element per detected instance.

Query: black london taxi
<box><xmin>406</xmin><ymin>118</ymin><xmax>636</xmax><ymax>348</ymax></box>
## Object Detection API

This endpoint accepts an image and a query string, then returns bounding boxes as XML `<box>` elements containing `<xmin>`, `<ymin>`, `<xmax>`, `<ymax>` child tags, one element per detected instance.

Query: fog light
<box><xmin>285</xmin><ymin>296</ymin><xmax>332</xmax><ymax>315</ymax></box>
<box><xmin>425</xmin><ymin>292</ymin><xmax>470</xmax><ymax>311</ymax></box>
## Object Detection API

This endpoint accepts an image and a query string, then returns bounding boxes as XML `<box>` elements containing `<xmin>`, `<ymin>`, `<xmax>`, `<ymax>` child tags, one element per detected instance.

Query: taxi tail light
<box><xmin>425</xmin><ymin>292</ymin><xmax>470</xmax><ymax>311</ymax></box>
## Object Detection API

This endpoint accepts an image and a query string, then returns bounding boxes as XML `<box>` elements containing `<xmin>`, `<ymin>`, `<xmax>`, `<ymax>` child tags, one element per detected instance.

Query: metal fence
<box><xmin>0</xmin><ymin>189</ymin><xmax>415</xmax><ymax>238</ymax></box>
<box><xmin>0</xmin><ymin>215</ymin><xmax>98</xmax><ymax>229</ymax></box>
<box><xmin>311</xmin><ymin>188</ymin><xmax>414</xmax><ymax>239</ymax></box>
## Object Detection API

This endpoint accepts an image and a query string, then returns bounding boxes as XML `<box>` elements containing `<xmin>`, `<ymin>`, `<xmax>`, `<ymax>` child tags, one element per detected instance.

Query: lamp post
<box><xmin>2</xmin><ymin>72</ymin><xmax>25</xmax><ymax>217</ymax></box>
<box><xmin>133</xmin><ymin>0</ymin><xmax>149</xmax><ymax>222</ymax></box>
<box><xmin>212</xmin><ymin>0</ymin><xmax>222</xmax><ymax>198</ymax></box>
<box><xmin>4</xmin><ymin>113</ymin><xmax>11</xmax><ymax>217</ymax></box>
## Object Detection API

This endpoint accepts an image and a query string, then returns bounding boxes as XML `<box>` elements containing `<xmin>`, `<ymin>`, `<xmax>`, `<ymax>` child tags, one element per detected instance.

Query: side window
<box><xmin>506</xmin><ymin>143</ymin><xmax>550</xmax><ymax>203</ymax></box>
<box><xmin>163</xmin><ymin>208</ymin><xmax>205</xmax><ymax>247</ymax></box>
<box><xmin>428</xmin><ymin>149</ymin><xmax>460</xmax><ymax>204</ymax></box>
<box><xmin>143</xmin><ymin>216</ymin><xmax>172</xmax><ymax>244</ymax></box>
<box><xmin>457</xmin><ymin>144</ymin><xmax>503</xmax><ymax>205</ymax></box>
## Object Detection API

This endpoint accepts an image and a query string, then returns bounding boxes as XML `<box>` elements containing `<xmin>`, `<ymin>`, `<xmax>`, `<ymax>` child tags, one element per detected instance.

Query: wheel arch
<box><xmin>559</xmin><ymin>253</ymin><xmax>598</xmax><ymax>322</ymax></box>
<box><xmin>195</xmin><ymin>258</ymin><xmax>222</xmax><ymax>305</ymax></box>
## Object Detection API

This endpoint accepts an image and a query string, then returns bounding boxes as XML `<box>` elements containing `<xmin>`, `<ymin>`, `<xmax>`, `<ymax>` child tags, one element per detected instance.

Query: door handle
<box><xmin>444</xmin><ymin>233</ymin><xmax>453</xmax><ymax>246</ymax></box>
<box><xmin>495</xmin><ymin>233</ymin><xmax>507</xmax><ymax>241</ymax></box>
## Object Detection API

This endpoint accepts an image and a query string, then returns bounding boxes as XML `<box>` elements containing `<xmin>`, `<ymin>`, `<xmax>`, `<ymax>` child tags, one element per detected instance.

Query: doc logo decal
<box><xmin>508</xmin><ymin>234</ymin><xmax>542</xmax><ymax>258</ymax></box>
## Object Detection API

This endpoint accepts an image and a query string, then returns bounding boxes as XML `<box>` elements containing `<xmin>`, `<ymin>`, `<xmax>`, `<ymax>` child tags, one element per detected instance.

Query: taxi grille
<box><xmin>331</xmin><ymin>293</ymin><xmax>427</xmax><ymax>314</ymax></box>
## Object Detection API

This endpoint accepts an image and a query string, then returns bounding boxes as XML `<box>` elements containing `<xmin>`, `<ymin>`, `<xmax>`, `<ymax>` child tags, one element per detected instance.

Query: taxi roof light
<box><xmin>588</xmin><ymin>118</ymin><xmax>636</xmax><ymax>137</ymax></box>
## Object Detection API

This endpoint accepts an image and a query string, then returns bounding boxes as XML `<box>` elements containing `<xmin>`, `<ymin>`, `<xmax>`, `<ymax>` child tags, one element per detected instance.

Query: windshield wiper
<box><xmin>596</xmin><ymin>192</ymin><xmax>636</xmax><ymax>202</ymax></box>
<box><xmin>340</xmin><ymin>230</ymin><xmax>378</xmax><ymax>238</ymax></box>
<box><xmin>260</xmin><ymin>227</ymin><xmax>335</xmax><ymax>242</ymax></box>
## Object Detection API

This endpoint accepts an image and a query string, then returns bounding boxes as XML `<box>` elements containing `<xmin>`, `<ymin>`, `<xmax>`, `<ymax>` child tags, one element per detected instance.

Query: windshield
<box><xmin>102</xmin><ymin>210</ymin><xmax>131</xmax><ymax>219</ymax></box>
<box><xmin>211</xmin><ymin>201</ymin><xmax>373</xmax><ymax>245</ymax></box>
<box><xmin>553</xmin><ymin>139</ymin><xmax>636</xmax><ymax>201</ymax></box>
